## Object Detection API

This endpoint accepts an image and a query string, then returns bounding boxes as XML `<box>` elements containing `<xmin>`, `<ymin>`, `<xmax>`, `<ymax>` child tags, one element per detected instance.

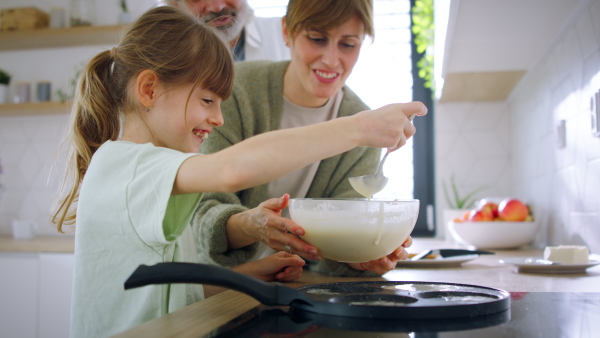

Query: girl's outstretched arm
<box><xmin>174</xmin><ymin>102</ymin><xmax>427</xmax><ymax>195</ymax></box>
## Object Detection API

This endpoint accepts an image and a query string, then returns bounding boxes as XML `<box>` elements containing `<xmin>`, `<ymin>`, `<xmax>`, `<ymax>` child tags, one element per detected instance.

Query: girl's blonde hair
<box><xmin>285</xmin><ymin>0</ymin><xmax>374</xmax><ymax>40</ymax></box>
<box><xmin>52</xmin><ymin>6</ymin><xmax>234</xmax><ymax>232</ymax></box>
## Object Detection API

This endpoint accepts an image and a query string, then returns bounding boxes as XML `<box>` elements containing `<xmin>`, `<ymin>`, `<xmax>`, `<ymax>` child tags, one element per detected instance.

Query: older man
<box><xmin>167</xmin><ymin>0</ymin><xmax>290</xmax><ymax>61</ymax></box>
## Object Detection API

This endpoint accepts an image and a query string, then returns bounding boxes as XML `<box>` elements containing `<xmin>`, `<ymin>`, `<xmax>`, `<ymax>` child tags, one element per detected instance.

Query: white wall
<box><xmin>434</xmin><ymin>101</ymin><xmax>512</xmax><ymax>228</ymax></box>
<box><xmin>507</xmin><ymin>0</ymin><xmax>600</xmax><ymax>252</ymax></box>
<box><xmin>435</xmin><ymin>0</ymin><xmax>600</xmax><ymax>252</ymax></box>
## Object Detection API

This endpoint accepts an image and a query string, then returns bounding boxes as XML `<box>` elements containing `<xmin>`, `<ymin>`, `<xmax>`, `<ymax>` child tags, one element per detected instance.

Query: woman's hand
<box><xmin>226</xmin><ymin>193</ymin><xmax>321</xmax><ymax>261</ymax></box>
<box><xmin>348</xmin><ymin>236</ymin><xmax>413</xmax><ymax>275</ymax></box>
<box><xmin>233</xmin><ymin>251</ymin><xmax>306</xmax><ymax>282</ymax></box>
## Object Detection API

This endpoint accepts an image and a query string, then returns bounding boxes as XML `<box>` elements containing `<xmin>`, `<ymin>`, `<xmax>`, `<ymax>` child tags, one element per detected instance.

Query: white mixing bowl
<box><xmin>288</xmin><ymin>199</ymin><xmax>419</xmax><ymax>262</ymax></box>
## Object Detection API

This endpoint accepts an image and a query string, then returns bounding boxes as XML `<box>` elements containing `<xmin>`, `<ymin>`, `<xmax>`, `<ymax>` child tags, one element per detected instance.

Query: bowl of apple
<box><xmin>448</xmin><ymin>198</ymin><xmax>539</xmax><ymax>249</ymax></box>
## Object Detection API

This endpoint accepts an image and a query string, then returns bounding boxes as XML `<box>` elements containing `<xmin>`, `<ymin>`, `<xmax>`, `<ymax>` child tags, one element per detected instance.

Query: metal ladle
<box><xmin>348</xmin><ymin>115</ymin><xmax>415</xmax><ymax>198</ymax></box>
<box><xmin>348</xmin><ymin>151</ymin><xmax>390</xmax><ymax>198</ymax></box>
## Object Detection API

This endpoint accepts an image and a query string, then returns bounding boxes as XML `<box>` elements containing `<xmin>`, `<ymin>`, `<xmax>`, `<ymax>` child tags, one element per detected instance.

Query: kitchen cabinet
<box><xmin>0</xmin><ymin>253</ymin><xmax>39</xmax><ymax>338</ymax></box>
<box><xmin>0</xmin><ymin>24</ymin><xmax>125</xmax><ymax>117</ymax></box>
<box><xmin>39</xmin><ymin>253</ymin><xmax>74</xmax><ymax>338</ymax></box>
<box><xmin>0</xmin><ymin>241</ymin><xmax>74</xmax><ymax>338</ymax></box>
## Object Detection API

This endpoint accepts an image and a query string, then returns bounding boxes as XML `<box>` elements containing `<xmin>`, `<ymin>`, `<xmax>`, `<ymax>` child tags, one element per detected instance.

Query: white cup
<box><xmin>12</xmin><ymin>220</ymin><xmax>37</xmax><ymax>240</ymax></box>
<box><xmin>14</xmin><ymin>82</ymin><xmax>31</xmax><ymax>104</ymax></box>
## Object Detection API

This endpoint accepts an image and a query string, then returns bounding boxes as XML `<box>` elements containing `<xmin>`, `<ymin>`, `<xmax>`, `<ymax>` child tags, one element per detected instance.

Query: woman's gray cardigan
<box><xmin>191</xmin><ymin>60</ymin><xmax>382</xmax><ymax>277</ymax></box>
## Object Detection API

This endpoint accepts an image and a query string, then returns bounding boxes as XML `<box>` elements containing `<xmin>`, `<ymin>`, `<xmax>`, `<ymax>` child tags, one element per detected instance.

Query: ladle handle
<box><xmin>376</xmin><ymin>114</ymin><xmax>414</xmax><ymax>177</ymax></box>
<box><xmin>375</xmin><ymin>151</ymin><xmax>390</xmax><ymax>177</ymax></box>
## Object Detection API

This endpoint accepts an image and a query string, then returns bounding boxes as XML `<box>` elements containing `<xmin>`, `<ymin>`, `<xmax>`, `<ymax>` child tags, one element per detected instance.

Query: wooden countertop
<box><xmin>0</xmin><ymin>235</ymin><xmax>74</xmax><ymax>253</ymax></box>
<box><xmin>115</xmin><ymin>239</ymin><xmax>600</xmax><ymax>337</ymax></box>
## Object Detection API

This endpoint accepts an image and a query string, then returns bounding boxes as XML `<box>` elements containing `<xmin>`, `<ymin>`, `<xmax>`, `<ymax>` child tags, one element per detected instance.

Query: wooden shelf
<box><xmin>0</xmin><ymin>101</ymin><xmax>70</xmax><ymax>117</ymax></box>
<box><xmin>0</xmin><ymin>25</ymin><xmax>128</xmax><ymax>51</ymax></box>
<box><xmin>0</xmin><ymin>235</ymin><xmax>74</xmax><ymax>253</ymax></box>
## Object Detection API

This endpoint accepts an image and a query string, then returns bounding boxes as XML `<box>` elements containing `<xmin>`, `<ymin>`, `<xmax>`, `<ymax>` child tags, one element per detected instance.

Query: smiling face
<box><xmin>283</xmin><ymin>15</ymin><xmax>365</xmax><ymax>107</ymax></box>
<box><xmin>148</xmin><ymin>83</ymin><xmax>224</xmax><ymax>153</ymax></box>
<box><xmin>179</xmin><ymin>0</ymin><xmax>250</xmax><ymax>44</ymax></box>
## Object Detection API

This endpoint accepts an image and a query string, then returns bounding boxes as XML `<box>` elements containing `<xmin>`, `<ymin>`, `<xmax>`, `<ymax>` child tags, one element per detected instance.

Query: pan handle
<box><xmin>124</xmin><ymin>262</ymin><xmax>312</xmax><ymax>307</ymax></box>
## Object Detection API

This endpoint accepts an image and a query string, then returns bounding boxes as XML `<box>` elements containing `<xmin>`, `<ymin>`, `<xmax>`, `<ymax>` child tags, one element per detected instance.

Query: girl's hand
<box><xmin>348</xmin><ymin>236</ymin><xmax>413</xmax><ymax>275</ymax></box>
<box><xmin>233</xmin><ymin>251</ymin><xmax>306</xmax><ymax>282</ymax></box>
<box><xmin>356</xmin><ymin>102</ymin><xmax>427</xmax><ymax>151</ymax></box>
<box><xmin>231</xmin><ymin>194</ymin><xmax>321</xmax><ymax>261</ymax></box>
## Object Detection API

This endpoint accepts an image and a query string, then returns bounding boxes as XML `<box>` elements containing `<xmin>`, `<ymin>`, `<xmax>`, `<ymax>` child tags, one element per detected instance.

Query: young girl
<box><xmin>52</xmin><ymin>6</ymin><xmax>426</xmax><ymax>338</ymax></box>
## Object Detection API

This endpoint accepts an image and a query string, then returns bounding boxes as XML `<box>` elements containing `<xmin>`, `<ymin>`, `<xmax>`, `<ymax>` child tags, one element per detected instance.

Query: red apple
<box><xmin>510</xmin><ymin>292</ymin><xmax>528</xmax><ymax>301</ymax></box>
<box><xmin>452</xmin><ymin>210</ymin><xmax>471</xmax><ymax>222</ymax></box>
<box><xmin>468</xmin><ymin>209</ymin><xmax>494</xmax><ymax>222</ymax></box>
<box><xmin>479</xmin><ymin>202</ymin><xmax>499</xmax><ymax>219</ymax></box>
<box><xmin>498</xmin><ymin>198</ymin><xmax>529</xmax><ymax>221</ymax></box>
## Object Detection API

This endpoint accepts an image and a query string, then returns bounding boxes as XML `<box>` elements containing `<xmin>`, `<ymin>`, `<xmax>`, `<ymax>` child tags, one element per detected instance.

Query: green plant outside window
<box><xmin>411</xmin><ymin>0</ymin><xmax>434</xmax><ymax>90</ymax></box>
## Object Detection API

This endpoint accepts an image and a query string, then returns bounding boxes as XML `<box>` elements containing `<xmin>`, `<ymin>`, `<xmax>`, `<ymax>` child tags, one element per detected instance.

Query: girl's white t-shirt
<box><xmin>71</xmin><ymin>141</ymin><xmax>203</xmax><ymax>338</ymax></box>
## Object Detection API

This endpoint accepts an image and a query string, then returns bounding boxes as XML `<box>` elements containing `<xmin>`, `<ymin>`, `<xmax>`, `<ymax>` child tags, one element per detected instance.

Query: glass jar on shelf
<box><xmin>70</xmin><ymin>0</ymin><xmax>96</xmax><ymax>27</ymax></box>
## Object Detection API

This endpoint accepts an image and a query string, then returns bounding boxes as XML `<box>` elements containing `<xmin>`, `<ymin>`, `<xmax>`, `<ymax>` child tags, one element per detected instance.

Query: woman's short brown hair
<box><xmin>285</xmin><ymin>0</ymin><xmax>374</xmax><ymax>40</ymax></box>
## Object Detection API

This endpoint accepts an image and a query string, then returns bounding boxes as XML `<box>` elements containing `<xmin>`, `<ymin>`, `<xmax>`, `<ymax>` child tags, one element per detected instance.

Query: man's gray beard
<box><xmin>214</xmin><ymin>1</ymin><xmax>251</xmax><ymax>43</ymax></box>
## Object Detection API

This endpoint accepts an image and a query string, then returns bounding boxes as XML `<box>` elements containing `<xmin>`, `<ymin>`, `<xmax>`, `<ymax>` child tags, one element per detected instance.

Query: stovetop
<box><xmin>207</xmin><ymin>292</ymin><xmax>600</xmax><ymax>337</ymax></box>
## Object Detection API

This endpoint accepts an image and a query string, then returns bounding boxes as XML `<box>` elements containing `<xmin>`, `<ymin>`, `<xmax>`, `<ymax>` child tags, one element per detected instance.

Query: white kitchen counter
<box><xmin>387</xmin><ymin>238</ymin><xmax>600</xmax><ymax>293</ymax></box>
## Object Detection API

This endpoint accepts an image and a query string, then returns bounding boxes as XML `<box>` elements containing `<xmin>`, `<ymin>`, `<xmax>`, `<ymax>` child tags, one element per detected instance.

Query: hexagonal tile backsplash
<box><xmin>0</xmin><ymin>115</ymin><xmax>69</xmax><ymax>236</ymax></box>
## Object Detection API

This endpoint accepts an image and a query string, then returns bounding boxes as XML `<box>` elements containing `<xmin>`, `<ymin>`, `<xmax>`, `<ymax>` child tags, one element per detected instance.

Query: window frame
<box><xmin>410</xmin><ymin>0</ymin><xmax>436</xmax><ymax>237</ymax></box>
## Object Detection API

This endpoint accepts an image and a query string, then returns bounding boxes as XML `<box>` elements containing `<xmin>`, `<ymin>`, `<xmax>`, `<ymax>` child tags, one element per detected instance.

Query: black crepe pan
<box><xmin>124</xmin><ymin>262</ymin><xmax>510</xmax><ymax>319</ymax></box>
<box><xmin>210</xmin><ymin>306</ymin><xmax>511</xmax><ymax>336</ymax></box>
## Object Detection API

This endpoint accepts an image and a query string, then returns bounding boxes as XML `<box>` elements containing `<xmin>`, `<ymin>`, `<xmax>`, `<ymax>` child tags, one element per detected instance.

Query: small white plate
<box><xmin>500</xmin><ymin>258</ymin><xmax>600</xmax><ymax>274</ymax></box>
<box><xmin>396</xmin><ymin>254</ymin><xmax>480</xmax><ymax>268</ymax></box>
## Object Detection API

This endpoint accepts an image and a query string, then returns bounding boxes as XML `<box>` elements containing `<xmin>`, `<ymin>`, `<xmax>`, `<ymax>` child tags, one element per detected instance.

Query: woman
<box><xmin>193</xmin><ymin>0</ymin><xmax>416</xmax><ymax>276</ymax></box>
